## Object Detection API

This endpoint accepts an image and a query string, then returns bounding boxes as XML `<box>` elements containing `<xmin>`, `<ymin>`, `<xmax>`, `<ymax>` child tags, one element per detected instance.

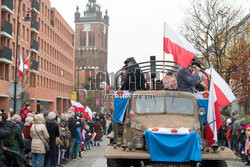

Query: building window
<box><xmin>26</xmin><ymin>28</ymin><xmax>29</xmax><ymax>42</ymax></box>
<box><xmin>22</xmin><ymin>4</ymin><xmax>25</xmax><ymax>18</ymax></box>
<box><xmin>12</xmin><ymin>18</ymin><xmax>16</xmax><ymax>35</ymax></box>
<box><xmin>22</xmin><ymin>25</ymin><xmax>25</xmax><ymax>40</ymax></box>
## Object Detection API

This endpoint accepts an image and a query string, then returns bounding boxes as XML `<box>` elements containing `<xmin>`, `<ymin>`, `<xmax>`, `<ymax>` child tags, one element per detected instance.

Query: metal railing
<box><xmin>32</xmin><ymin>0</ymin><xmax>40</xmax><ymax>12</ymax></box>
<box><xmin>0</xmin><ymin>45</ymin><xmax>12</xmax><ymax>61</ymax></box>
<box><xmin>1</xmin><ymin>0</ymin><xmax>13</xmax><ymax>11</ymax></box>
<box><xmin>31</xmin><ymin>40</ymin><xmax>39</xmax><ymax>51</ymax></box>
<box><xmin>31</xmin><ymin>19</ymin><xmax>39</xmax><ymax>32</ymax></box>
<box><xmin>31</xmin><ymin>60</ymin><xmax>38</xmax><ymax>71</ymax></box>
<box><xmin>1</xmin><ymin>20</ymin><xmax>12</xmax><ymax>36</ymax></box>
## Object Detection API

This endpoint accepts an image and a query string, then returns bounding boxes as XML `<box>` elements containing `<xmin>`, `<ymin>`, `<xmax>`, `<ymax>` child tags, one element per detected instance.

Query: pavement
<box><xmin>63</xmin><ymin>136</ymin><xmax>247</xmax><ymax>167</ymax></box>
<box><xmin>63</xmin><ymin>136</ymin><xmax>108</xmax><ymax>167</ymax></box>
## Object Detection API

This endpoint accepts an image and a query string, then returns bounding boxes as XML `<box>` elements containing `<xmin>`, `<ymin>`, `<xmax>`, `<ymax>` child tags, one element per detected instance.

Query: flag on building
<box><xmin>60</xmin><ymin>70</ymin><xmax>63</xmax><ymax>76</ymax></box>
<box><xmin>19</xmin><ymin>54</ymin><xmax>24</xmax><ymax>77</ymax></box>
<box><xmin>24</xmin><ymin>53</ymin><xmax>31</xmax><ymax>72</ymax></box>
<box><xmin>163</xmin><ymin>23</ymin><xmax>197</xmax><ymax>68</ymax></box>
<box><xmin>205</xmin><ymin>68</ymin><xmax>236</xmax><ymax>146</ymax></box>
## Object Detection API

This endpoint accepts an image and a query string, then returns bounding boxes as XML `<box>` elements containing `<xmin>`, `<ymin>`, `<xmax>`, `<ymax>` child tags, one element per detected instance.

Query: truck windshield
<box><xmin>166</xmin><ymin>97</ymin><xmax>194</xmax><ymax>115</ymax></box>
<box><xmin>135</xmin><ymin>97</ymin><xmax>164</xmax><ymax>114</ymax></box>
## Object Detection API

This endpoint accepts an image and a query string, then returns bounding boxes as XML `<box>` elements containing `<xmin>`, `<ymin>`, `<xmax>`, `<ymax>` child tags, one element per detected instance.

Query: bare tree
<box><xmin>181</xmin><ymin>0</ymin><xmax>244</xmax><ymax>78</ymax></box>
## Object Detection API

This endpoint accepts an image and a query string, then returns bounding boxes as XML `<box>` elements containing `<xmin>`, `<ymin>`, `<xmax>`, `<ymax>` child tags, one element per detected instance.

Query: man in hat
<box><xmin>176</xmin><ymin>61</ymin><xmax>201</xmax><ymax>93</ymax></box>
<box><xmin>121</xmin><ymin>57</ymin><xmax>146</xmax><ymax>91</ymax></box>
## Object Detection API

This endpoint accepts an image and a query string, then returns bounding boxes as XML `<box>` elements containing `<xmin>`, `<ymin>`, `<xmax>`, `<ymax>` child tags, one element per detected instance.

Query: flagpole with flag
<box><xmin>19</xmin><ymin>54</ymin><xmax>24</xmax><ymax>77</ymax></box>
<box><xmin>205</xmin><ymin>68</ymin><xmax>236</xmax><ymax>146</ymax></box>
<box><xmin>163</xmin><ymin>22</ymin><xmax>197</xmax><ymax>68</ymax></box>
<box><xmin>24</xmin><ymin>52</ymin><xmax>31</xmax><ymax>72</ymax></box>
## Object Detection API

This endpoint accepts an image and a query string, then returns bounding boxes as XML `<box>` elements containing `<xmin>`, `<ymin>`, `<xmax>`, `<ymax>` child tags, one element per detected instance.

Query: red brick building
<box><xmin>74</xmin><ymin>0</ymin><xmax>109</xmax><ymax>74</ymax></box>
<box><xmin>0</xmin><ymin>0</ymin><xmax>75</xmax><ymax>114</ymax></box>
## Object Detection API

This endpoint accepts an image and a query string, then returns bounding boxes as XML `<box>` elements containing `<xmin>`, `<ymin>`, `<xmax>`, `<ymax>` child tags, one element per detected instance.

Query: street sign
<box><xmin>71</xmin><ymin>91</ymin><xmax>77</xmax><ymax>101</ymax></box>
<box><xmin>7</xmin><ymin>83</ymin><xmax>24</xmax><ymax>97</ymax></box>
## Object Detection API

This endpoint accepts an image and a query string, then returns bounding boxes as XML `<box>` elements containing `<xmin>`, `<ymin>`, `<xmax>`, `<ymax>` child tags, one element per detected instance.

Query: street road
<box><xmin>63</xmin><ymin>136</ymin><xmax>108</xmax><ymax>167</ymax></box>
<box><xmin>63</xmin><ymin>136</ymin><xmax>246</xmax><ymax>167</ymax></box>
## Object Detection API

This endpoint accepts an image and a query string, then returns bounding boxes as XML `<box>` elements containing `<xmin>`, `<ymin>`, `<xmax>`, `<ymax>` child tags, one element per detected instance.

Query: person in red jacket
<box><xmin>22</xmin><ymin>116</ymin><xmax>34</xmax><ymax>162</ymax></box>
<box><xmin>226</xmin><ymin>118</ymin><xmax>232</xmax><ymax>150</ymax></box>
<box><xmin>20</xmin><ymin>103</ymin><xmax>31</xmax><ymax>122</ymax></box>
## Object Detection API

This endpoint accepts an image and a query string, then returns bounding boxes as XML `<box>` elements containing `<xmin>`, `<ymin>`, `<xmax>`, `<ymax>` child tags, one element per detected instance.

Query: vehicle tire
<box><xmin>107</xmin><ymin>158</ymin><xmax>122</xmax><ymax>167</ymax></box>
<box><xmin>202</xmin><ymin>160</ymin><xmax>228</xmax><ymax>167</ymax></box>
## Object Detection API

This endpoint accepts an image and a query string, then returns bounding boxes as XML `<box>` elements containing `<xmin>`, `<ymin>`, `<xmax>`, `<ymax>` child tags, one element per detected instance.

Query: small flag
<box><xmin>24</xmin><ymin>53</ymin><xmax>31</xmax><ymax>72</ymax></box>
<box><xmin>19</xmin><ymin>54</ymin><xmax>24</xmax><ymax>77</ymax></box>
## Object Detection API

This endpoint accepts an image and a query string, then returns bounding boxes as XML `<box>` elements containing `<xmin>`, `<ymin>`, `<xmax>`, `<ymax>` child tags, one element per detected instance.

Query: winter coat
<box><xmin>245</xmin><ymin>135</ymin><xmax>250</xmax><ymax>156</ymax></box>
<box><xmin>30</xmin><ymin>114</ymin><xmax>49</xmax><ymax>154</ymax></box>
<box><xmin>46</xmin><ymin>119</ymin><xmax>59</xmax><ymax>166</ymax></box>
<box><xmin>94</xmin><ymin>120</ymin><xmax>103</xmax><ymax>141</ymax></box>
<box><xmin>75</xmin><ymin>128</ymin><xmax>82</xmax><ymax>144</ymax></box>
<box><xmin>68</xmin><ymin>117</ymin><xmax>77</xmax><ymax>139</ymax></box>
<box><xmin>121</xmin><ymin>64</ymin><xmax>146</xmax><ymax>91</ymax></box>
<box><xmin>226</xmin><ymin>127</ymin><xmax>231</xmax><ymax>141</ymax></box>
<box><xmin>0</xmin><ymin>121</ymin><xmax>12</xmax><ymax>149</ymax></box>
<box><xmin>176</xmin><ymin>67</ymin><xmax>198</xmax><ymax>93</ymax></box>
<box><xmin>22</xmin><ymin>123</ymin><xmax>32</xmax><ymax>141</ymax></box>
<box><xmin>231</xmin><ymin>114</ymin><xmax>240</xmax><ymax>136</ymax></box>
<box><xmin>20</xmin><ymin>108</ymin><xmax>30</xmax><ymax>122</ymax></box>
<box><xmin>6</xmin><ymin>123</ymin><xmax>25</xmax><ymax>152</ymax></box>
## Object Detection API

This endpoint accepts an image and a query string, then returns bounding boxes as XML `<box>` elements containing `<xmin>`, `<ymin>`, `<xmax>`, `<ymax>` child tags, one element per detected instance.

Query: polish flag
<box><xmin>18</xmin><ymin>54</ymin><xmax>24</xmax><ymax>77</ymax></box>
<box><xmin>24</xmin><ymin>53</ymin><xmax>31</xmax><ymax>72</ymax></box>
<box><xmin>71</xmin><ymin>100</ymin><xmax>85</xmax><ymax>113</ymax></box>
<box><xmin>205</xmin><ymin>68</ymin><xmax>235</xmax><ymax>146</ymax></box>
<box><xmin>163</xmin><ymin>23</ymin><xmax>197</xmax><ymax>68</ymax></box>
<box><xmin>85</xmin><ymin>106</ymin><xmax>93</xmax><ymax>121</ymax></box>
<box><xmin>60</xmin><ymin>70</ymin><xmax>63</xmax><ymax>76</ymax></box>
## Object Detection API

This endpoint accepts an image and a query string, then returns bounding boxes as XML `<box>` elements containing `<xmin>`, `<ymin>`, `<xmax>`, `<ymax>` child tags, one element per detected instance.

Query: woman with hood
<box><xmin>45</xmin><ymin>112</ymin><xmax>59</xmax><ymax>167</ymax></box>
<box><xmin>22</xmin><ymin>116</ymin><xmax>34</xmax><ymax>161</ymax></box>
<box><xmin>5</xmin><ymin>114</ymin><xmax>25</xmax><ymax>155</ymax></box>
<box><xmin>30</xmin><ymin>114</ymin><xmax>49</xmax><ymax>167</ymax></box>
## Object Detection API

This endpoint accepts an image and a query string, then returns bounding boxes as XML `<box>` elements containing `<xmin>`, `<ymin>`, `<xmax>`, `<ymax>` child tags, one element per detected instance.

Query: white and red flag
<box><xmin>18</xmin><ymin>54</ymin><xmax>24</xmax><ymax>77</ymax></box>
<box><xmin>205</xmin><ymin>68</ymin><xmax>235</xmax><ymax>146</ymax></box>
<box><xmin>85</xmin><ymin>106</ymin><xmax>93</xmax><ymax>121</ymax></box>
<box><xmin>24</xmin><ymin>53</ymin><xmax>31</xmax><ymax>72</ymax></box>
<box><xmin>71</xmin><ymin>100</ymin><xmax>85</xmax><ymax>113</ymax></box>
<box><xmin>163</xmin><ymin>23</ymin><xmax>197</xmax><ymax>68</ymax></box>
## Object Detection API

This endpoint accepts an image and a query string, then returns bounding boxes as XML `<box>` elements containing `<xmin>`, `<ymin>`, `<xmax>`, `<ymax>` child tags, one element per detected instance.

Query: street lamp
<box><xmin>13</xmin><ymin>0</ymin><xmax>32</xmax><ymax>114</ymax></box>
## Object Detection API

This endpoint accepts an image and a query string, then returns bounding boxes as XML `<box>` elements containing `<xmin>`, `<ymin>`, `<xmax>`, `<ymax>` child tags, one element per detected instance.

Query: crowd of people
<box><xmin>218</xmin><ymin>110</ymin><xmax>250</xmax><ymax>165</ymax></box>
<box><xmin>0</xmin><ymin>104</ymin><xmax>107</xmax><ymax>167</ymax></box>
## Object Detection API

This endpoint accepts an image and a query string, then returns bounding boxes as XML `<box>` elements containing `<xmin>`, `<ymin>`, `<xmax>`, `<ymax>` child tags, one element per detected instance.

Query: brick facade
<box><xmin>74</xmin><ymin>0</ymin><xmax>109</xmax><ymax>76</ymax></box>
<box><xmin>0</xmin><ymin>0</ymin><xmax>75</xmax><ymax>114</ymax></box>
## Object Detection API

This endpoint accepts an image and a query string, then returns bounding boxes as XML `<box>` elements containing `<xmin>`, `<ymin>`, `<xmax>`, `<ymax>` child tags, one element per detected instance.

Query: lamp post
<box><xmin>13</xmin><ymin>0</ymin><xmax>32</xmax><ymax>114</ymax></box>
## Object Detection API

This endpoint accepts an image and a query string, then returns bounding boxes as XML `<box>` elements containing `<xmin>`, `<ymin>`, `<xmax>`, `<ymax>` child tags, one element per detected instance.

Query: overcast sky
<box><xmin>50</xmin><ymin>0</ymin><xmax>249</xmax><ymax>73</ymax></box>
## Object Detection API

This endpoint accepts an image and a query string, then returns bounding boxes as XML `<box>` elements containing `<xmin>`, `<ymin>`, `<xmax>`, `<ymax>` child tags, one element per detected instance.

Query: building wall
<box><xmin>0</xmin><ymin>0</ymin><xmax>75</xmax><ymax>114</ymax></box>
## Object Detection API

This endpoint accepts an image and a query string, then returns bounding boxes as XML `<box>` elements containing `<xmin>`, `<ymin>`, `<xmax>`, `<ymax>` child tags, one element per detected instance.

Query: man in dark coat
<box><xmin>93</xmin><ymin>117</ymin><xmax>103</xmax><ymax>146</ymax></box>
<box><xmin>176</xmin><ymin>62</ymin><xmax>201</xmax><ymax>93</ymax></box>
<box><xmin>0</xmin><ymin>110</ymin><xmax>13</xmax><ymax>166</ymax></box>
<box><xmin>121</xmin><ymin>57</ymin><xmax>146</xmax><ymax>91</ymax></box>
<box><xmin>68</xmin><ymin>117</ymin><xmax>77</xmax><ymax>159</ymax></box>
<box><xmin>45</xmin><ymin>112</ymin><xmax>59</xmax><ymax>167</ymax></box>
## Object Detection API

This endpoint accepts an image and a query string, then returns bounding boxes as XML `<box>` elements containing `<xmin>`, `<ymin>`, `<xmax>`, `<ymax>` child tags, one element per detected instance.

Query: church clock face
<box><xmin>83</xmin><ymin>24</ymin><xmax>91</xmax><ymax>32</ymax></box>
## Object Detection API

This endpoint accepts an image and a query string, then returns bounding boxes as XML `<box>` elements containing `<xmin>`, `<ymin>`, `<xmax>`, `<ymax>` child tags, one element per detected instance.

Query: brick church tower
<box><xmin>74</xmin><ymin>0</ymin><xmax>109</xmax><ymax>73</ymax></box>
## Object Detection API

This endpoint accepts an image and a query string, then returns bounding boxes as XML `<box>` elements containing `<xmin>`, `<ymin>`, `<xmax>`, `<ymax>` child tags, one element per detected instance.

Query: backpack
<box><xmin>3</xmin><ymin>123</ymin><xmax>16</xmax><ymax>146</ymax></box>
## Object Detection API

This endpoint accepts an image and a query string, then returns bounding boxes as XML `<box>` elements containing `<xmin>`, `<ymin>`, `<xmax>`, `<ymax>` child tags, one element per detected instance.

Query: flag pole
<box><xmin>163</xmin><ymin>51</ymin><xmax>165</xmax><ymax>79</ymax></box>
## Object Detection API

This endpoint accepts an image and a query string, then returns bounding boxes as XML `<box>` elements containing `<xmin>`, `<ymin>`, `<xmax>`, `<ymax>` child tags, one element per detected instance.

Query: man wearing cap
<box><xmin>176</xmin><ymin>61</ymin><xmax>201</xmax><ymax>93</ymax></box>
<box><xmin>121</xmin><ymin>57</ymin><xmax>146</xmax><ymax>91</ymax></box>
